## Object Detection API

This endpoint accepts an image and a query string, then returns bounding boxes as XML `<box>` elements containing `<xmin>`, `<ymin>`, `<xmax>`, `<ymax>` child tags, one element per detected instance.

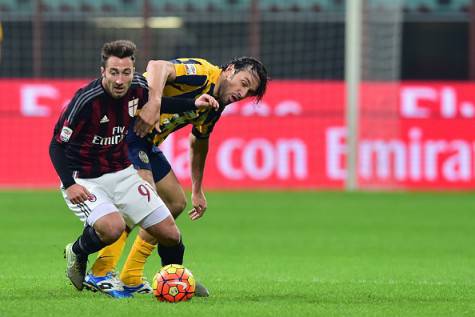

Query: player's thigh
<box><xmin>150</xmin><ymin>150</ymin><xmax>186</xmax><ymax>216</ymax></box>
<box><xmin>128</xmin><ymin>135</ymin><xmax>158</xmax><ymax>188</ymax></box>
<box><xmin>155</xmin><ymin>170</ymin><xmax>186</xmax><ymax>217</ymax></box>
<box><xmin>114</xmin><ymin>167</ymin><xmax>169</xmax><ymax>228</ymax></box>
<box><xmin>137</xmin><ymin>168</ymin><xmax>154</xmax><ymax>188</ymax></box>
<box><xmin>149</xmin><ymin>147</ymin><xmax>172</xmax><ymax>184</ymax></box>
<box><xmin>61</xmin><ymin>179</ymin><xmax>118</xmax><ymax>227</ymax></box>
<box><xmin>128</xmin><ymin>135</ymin><xmax>153</xmax><ymax>178</ymax></box>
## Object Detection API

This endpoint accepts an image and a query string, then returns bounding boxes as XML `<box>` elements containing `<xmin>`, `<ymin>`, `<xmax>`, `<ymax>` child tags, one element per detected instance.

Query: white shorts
<box><xmin>61</xmin><ymin>165</ymin><xmax>171</xmax><ymax>228</ymax></box>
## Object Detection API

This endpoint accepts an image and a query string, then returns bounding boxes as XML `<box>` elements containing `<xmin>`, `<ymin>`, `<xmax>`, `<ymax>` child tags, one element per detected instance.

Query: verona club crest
<box><xmin>128</xmin><ymin>98</ymin><xmax>139</xmax><ymax>117</ymax></box>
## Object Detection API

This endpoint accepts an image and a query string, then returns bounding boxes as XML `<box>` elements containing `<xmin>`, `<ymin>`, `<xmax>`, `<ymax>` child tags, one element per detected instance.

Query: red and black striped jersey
<box><xmin>52</xmin><ymin>73</ymin><xmax>148</xmax><ymax>179</ymax></box>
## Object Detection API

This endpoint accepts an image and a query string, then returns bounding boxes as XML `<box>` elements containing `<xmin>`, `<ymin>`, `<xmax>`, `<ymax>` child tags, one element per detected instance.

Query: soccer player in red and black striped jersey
<box><xmin>49</xmin><ymin>40</ymin><xmax>218</xmax><ymax>298</ymax></box>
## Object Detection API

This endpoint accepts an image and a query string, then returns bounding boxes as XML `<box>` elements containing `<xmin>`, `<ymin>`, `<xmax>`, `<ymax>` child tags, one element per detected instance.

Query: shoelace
<box><xmin>105</xmin><ymin>272</ymin><xmax>125</xmax><ymax>288</ymax></box>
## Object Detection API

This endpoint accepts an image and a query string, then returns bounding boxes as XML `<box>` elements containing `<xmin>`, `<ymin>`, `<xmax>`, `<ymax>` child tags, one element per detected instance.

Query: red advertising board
<box><xmin>1</xmin><ymin>79</ymin><xmax>474</xmax><ymax>189</ymax></box>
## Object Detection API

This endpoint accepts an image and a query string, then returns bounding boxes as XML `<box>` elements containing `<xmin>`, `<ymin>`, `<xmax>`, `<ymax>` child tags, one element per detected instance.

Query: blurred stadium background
<box><xmin>1</xmin><ymin>2</ymin><xmax>475</xmax><ymax>316</ymax></box>
<box><xmin>0</xmin><ymin>0</ymin><xmax>474</xmax><ymax>190</ymax></box>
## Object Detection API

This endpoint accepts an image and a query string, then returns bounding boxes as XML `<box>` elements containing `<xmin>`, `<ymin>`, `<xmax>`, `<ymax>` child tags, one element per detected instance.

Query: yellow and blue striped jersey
<box><xmin>147</xmin><ymin>58</ymin><xmax>224</xmax><ymax>146</ymax></box>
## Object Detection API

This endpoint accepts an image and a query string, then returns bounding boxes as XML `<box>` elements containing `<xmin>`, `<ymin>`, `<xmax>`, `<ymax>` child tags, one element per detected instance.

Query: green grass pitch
<box><xmin>0</xmin><ymin>190</ymin><xmax>474</xmax><ymax>316</ymax></box>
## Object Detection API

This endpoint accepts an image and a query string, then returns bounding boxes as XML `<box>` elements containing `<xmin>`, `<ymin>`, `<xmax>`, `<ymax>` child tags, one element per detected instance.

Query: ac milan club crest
<box><xmin>88</xmin><ymin>194</ymin><xmax>97</xmax><ymax>202</ymax></box>
<box><xmin>128</xmin><ymin>98</ymin><xmax>139</xmax><ymax>117</ymax></box>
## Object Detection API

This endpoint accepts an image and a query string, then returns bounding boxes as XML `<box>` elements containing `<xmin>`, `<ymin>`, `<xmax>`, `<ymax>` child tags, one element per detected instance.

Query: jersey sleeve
<box><xmin>172</xmin><ymin>59</ymin><xmax>210</xmax><ymax>86</ymax></box>
<box><xmin>49</xmin><ymin>92</ymin><xmax>83</xmax><ymax>188</ymax></box>
<box><xmin>52</xmin><ymin>88</ymin><xmax>90</xmax><ymax>144</ymax></box>
<box><xmin>191</xmin><ymin>110</ymin><xmax>223</xmax><ymax>139</ymax></box>
<box><xmin>161</xmin><ymin>97</ymin><xmax>197</xmax><ymax>113</ymax></box>
<box><xmin>49</xmin><ymin>137</ymin><xmax>76</xmax><ymax>189</ymax></box>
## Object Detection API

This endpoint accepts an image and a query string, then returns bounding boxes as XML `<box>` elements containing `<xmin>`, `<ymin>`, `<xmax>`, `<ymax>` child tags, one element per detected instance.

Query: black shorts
<box><xmin>127</xmin><ymin>133</ymin><xmax>172</xmax><ymax>182</ymax></box>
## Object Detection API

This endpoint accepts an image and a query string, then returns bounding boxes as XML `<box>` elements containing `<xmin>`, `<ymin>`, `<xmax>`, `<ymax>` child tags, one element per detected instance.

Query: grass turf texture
<box><xmin>0</xmin><ymin>190</ymin><xmax>474</xmax><ymax>316</ymax></box>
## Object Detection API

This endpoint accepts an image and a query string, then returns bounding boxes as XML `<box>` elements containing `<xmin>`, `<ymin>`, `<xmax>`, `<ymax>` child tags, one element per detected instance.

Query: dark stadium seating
<box><xmin>0</xmin><ymin>0</ymin><xmax>16</xmax><ymax>12</ymax></box>
<box><xmin>0</xmin><ymin>0</ymin><xmax>471</xmax><ymax>14</ymax></box>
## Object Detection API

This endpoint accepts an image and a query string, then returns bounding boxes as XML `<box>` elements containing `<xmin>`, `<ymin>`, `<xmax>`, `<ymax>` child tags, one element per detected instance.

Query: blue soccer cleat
<box><xmin>84</xmin><ymin>272</ymin><xmax>132</xmax><ymax>299</ymax></box>
<box><xmin>123</xmin><ymin>279</ymin><xmax>153</xmax><ymax>295</ymax></box>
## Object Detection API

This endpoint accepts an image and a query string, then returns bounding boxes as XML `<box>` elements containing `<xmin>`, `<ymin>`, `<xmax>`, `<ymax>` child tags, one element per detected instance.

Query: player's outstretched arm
<box><xmin>134</xmin><ymin>60</ymin><xmax>176</xmax><ymax>137</ymax></box>
<box><xmin>159</xmin><ymin>94</ymin><xmax>219</xmax><ymax>114</ymax></box>
<box><xmin>188</xmin><ymin>134</ymin><xmax>209</xmax><ymax>221</ymax></box>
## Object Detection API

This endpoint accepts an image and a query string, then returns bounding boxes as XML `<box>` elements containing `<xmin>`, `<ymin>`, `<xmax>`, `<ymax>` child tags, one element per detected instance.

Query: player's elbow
<box><xmin>147</xmin><ymin>60</ymin><xmax>175</xmax><ymax>81</ymax></box>
<box><xmin>48</xmin><ymin>138</ymin><xmax>56</xmax><ymax>158</ymax></box>
<box><xmin>147</xmin><ymin>59</ymin><xmax>162</xmax><ymax>69</ymax></box>
<box><xmin>49</xmin><ymin>137</ymin><xmax>63</xmax><ymax>162</ymax></box>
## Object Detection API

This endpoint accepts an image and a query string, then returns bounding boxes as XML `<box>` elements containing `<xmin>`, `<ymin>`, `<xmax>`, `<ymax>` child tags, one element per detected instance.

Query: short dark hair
<box><xmin>221</xmin><ymin>56</ymin><xmax>269</xmax><ymax>103</ymax></box>
<box><xmin>101</xmin><ymin>40</ymin><xmax>136</xmax><ymax>67</ymax></box>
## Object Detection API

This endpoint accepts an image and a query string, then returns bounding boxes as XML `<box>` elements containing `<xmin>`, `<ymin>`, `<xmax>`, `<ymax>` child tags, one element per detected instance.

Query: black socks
<box><xmin>72</xmin><ymin>225</ymin><xmax>107</xmax><ymax>260</ymax></box>
<box><xmin>157</xmin><ymin>238</ymin><xmax>185</xmax><ymax>266</ymax></box>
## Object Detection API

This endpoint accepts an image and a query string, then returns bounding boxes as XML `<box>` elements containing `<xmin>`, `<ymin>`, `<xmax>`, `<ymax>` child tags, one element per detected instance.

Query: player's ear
<box><xmin>100</xmin><ymin>66</ymin><xmax>105</xmax><ymax>77</ymax></box>
<box><xmin>226</xmin><ymin>64</ymin><xmax>235</xmax><ymax>74</ymax></box>
<box><xmin>225</xmin><ymin>64</ymin><xmax>235</xmax><ymax>79</ymax></box>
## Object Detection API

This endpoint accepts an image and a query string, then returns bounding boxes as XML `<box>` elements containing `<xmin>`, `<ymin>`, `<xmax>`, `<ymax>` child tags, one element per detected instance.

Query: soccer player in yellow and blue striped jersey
<box><xmin>87</xmin><ymin>56</ymin><xmax>268</xmax><ymax>297</ymax></box>
<box><xmin>149</xmin><ymin>58</ymin><xmax>224</xmax><ymax>145</ymax></box>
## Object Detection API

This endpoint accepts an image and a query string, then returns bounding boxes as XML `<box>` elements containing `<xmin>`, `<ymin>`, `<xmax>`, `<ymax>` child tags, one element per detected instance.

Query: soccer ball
<box><xmin>152</xmin><ymin>264</ymin><xmax>196</xmax><ymax>302</ymax></box>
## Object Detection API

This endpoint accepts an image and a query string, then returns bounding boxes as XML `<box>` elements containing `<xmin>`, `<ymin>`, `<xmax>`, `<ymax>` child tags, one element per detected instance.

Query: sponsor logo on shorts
<box><xmin>139</xmin><ymin>150</ymin><xmax>150</xmax><ymax>164</ymax></box>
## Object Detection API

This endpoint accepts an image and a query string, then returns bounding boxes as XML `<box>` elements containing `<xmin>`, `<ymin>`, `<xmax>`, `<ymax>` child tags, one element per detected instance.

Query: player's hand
<box><xmin>188</xmin><ymin>191</ymin><xmax>207</xmax><ymax>221</ymax></box>
<box><xmin>66</xmin><ymin>184</ymin><xmax>92</xmax><ymax>205</ymax></box>
<box><xmin>195</xmin><ymin>94</ymin><xmax>219</xmax><ymax>111</ymax></box>
<box><xmin>134</xmin><ymin>101</ymin><xmax>161</xmax><ymax>137</ymax></box>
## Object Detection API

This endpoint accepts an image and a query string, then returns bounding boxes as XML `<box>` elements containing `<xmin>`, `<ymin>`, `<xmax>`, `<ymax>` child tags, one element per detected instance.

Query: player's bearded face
<box><xmin>101</xmin><ymin>56</ymin><xmax>135</xmax><ymax>99</ymax></box>
<box><xmin>218</xmin><ymin>67</ymin><xmax>260</xmax><ymax>106</ymax></box>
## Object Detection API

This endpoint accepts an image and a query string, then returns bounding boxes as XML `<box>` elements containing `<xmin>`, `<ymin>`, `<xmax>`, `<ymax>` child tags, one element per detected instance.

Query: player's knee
<box><xmin>107</xmin><ymin>225</ymin><xmax>126</xmax><ymax>243</ymax></box>
<box><xmin>95</xmin><ymin>221</ymin><xmax>125</xmax><ymax>244</ymax></box>
<box><xmin>100</xmin><ymin>228</ymin><xmax>125</xmax><ymax>244</ymax></box>
<box><xmin>167</xmin><ymin>232</ymin><xmax>181</xmax><ymax>246</ymax></box>
<box><xmin>169</xmin><ymin>198</ymin><xmax>186</xmax><ymax>218</ymax></box>
<box><xmin>161</xmin><ymin>227</ymin><xmax>181</xmax><ymax>246</ymax></box>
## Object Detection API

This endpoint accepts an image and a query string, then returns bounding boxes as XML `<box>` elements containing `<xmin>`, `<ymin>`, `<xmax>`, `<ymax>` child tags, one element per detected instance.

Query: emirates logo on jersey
<box><xmin>92</xmin><ymin>126</ymin><xmax>127</xmax><ymax>145</ymax></box>
<box><xmin>128</xmin><ymin>98</ymin><xmax>139</xmax><ymax>117</ymax></box>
